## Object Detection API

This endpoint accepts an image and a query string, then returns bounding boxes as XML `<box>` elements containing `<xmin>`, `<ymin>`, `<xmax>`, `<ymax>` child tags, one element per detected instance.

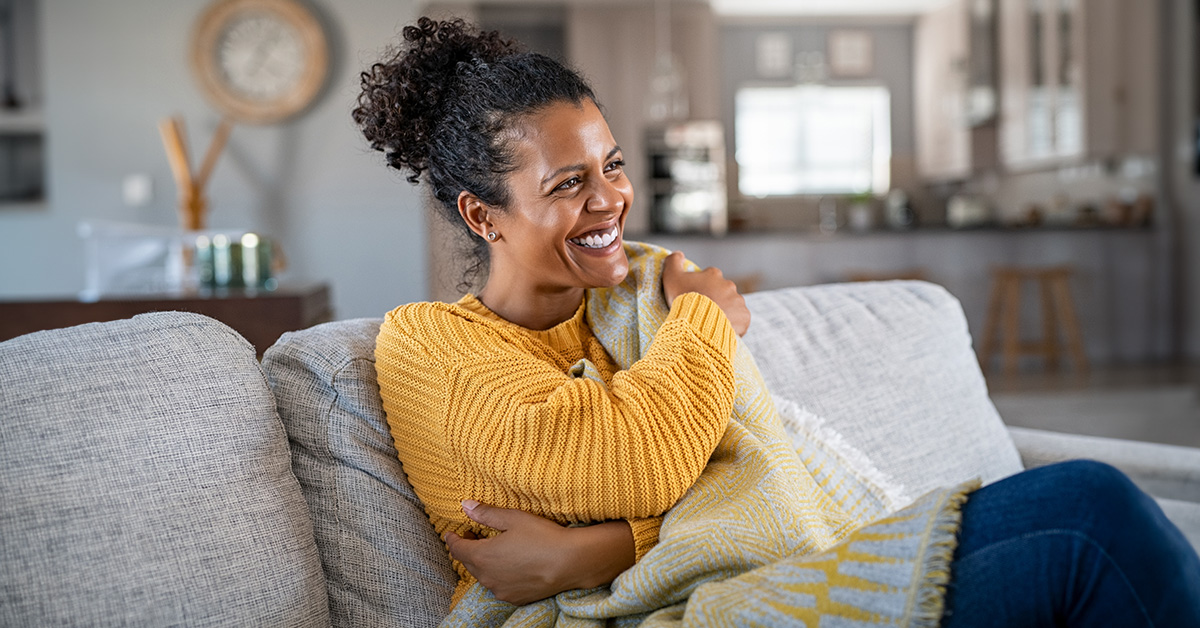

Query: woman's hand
<box><xmin>662</xmin><ymin>251</ymin><xmax>751</xmax><ymax>336</ymax></box>
<box><xmin>445</xmin><ymin>500</ymin><xmax>636</xmax><ymax>606</ymax></box>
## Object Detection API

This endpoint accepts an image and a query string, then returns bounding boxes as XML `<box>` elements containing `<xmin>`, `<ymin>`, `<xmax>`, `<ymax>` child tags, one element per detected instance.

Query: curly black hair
<box><xmin>353</xmin><ymin>17</ymin><xmax>598</xmax><ymax>288</ymax></box>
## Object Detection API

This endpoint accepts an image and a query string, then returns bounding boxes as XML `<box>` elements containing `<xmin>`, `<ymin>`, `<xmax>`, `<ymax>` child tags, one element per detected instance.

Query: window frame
<box><xmin>733</xmin><ymin>82</ymin><xmax>893</xmax><ymax>198</ymax></box>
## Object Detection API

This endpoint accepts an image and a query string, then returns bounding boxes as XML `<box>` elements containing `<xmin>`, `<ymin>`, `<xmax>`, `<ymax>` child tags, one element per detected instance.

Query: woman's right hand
<box><xmin>444</xmin><ymin>500</ymin><xmax>635</xmax><ymax>605</ymax></box>
<box><xmin>662</xmin><ymin>251</ymin><xmax>751</xmax><ymax>336</ymax></box>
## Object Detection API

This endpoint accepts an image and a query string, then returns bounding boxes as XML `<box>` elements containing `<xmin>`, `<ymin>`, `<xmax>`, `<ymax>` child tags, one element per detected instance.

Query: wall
<box><xmin>0</xmin><ymin>0</ymin><xmax>427</xmax><ymax>320</ymax></box>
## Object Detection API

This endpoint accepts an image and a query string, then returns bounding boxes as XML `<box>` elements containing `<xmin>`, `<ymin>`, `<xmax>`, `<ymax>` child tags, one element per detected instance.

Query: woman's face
<box><xmin>487</xmin><ymin>99</ymin><xmax>633</xmax><ymax>292</ymax></box>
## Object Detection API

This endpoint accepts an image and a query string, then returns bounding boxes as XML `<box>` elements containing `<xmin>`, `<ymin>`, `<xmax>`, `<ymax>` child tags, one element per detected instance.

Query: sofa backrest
<box><xmin>260</xmin><ymin>281</ymin><xmax>1023</xmax><ymax>627</ymax></box>
<box><xmin>263</xmin><ymin>318</ymin><xmax>456</xmax><ymax>628</ymax></box>
<box><xmin>742</xmin><ymin>281</ymin><xmax>1023</xmax><ymax>501</ymax></box>
<box><xmin>0</xmin><ymin>312</ymin><xmax>329</xmax><ymax>627</ymax></box>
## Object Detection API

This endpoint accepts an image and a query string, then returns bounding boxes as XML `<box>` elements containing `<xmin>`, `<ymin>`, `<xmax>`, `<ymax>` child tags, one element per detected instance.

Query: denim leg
<box><xmin>940</xmin><ymin>460</ymin><xmax>1200</xmax><ymax>628</ymax></box>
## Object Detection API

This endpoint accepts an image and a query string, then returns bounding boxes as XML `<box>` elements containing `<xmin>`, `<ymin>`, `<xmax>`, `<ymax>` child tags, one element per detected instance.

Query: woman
<box><xmin>355</xmin><ymin>18</ymin><xmax>1200</xmax><ymax>626</ymax></box>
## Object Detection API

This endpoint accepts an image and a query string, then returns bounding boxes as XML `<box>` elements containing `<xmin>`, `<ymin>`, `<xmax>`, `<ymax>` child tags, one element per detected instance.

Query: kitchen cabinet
<box><xmin>998</xmin><ymin>0</ymin><xmax>1159</xmax><ymax>169</ymax></box>
<box><xmin>915</xmin><ymin>0</ymin><xmax>1001</xmax><ymax>181</ymax></box>
<box><xmin>915</xmin><ymin>0</ymin><xmax>972</xmax><ymax>180</ymax></box>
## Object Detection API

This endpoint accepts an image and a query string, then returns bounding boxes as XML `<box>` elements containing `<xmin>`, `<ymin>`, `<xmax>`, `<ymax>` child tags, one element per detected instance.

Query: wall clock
<box><xmin>190</xmin><ymin>0</ymin><xmax>329</xmax><ymax>124</ymax></box>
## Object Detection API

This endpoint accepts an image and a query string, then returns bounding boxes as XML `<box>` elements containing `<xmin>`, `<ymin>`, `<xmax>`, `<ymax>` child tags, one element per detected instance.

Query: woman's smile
<box><xmin>568</xmin><ymin>224</ymin><xmax>621</xmax><ymax>251</ymax></box>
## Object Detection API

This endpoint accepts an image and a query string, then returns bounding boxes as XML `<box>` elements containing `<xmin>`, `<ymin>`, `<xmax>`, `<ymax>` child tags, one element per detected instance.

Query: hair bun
<box><xmin>353</xmin><ymin>17</ymin><xmax>517</xmax><ymax>183</ymax></box>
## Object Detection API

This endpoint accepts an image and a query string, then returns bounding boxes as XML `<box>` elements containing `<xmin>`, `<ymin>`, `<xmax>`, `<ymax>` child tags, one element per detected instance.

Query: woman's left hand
<box><xmin>445</xmin><ymin>500</ymin><xmax>635</xmax><ymax>605</ymax></box>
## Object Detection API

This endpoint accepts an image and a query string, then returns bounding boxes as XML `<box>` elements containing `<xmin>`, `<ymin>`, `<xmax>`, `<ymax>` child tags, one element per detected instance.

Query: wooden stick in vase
<box><xmin>170</xmin><ymin>117</ymin><xmax>203</xmax><ymax>230</ymax></box>
<box><xmin>195</xmin><ymin>118</ymin><xmax>232</xmax><ymax>191</ymax></box>
<box><xmin>158</xmin><ymin>117</ymin><xmax>192</xmax><ymax>192</ymax></box>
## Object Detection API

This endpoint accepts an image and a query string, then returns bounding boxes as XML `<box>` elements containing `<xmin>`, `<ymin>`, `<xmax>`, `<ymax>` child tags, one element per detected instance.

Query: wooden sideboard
<box><xmin>0</xmin><ymin>283</ymin><xmax>333</xmax><ymax>356</ymax></box>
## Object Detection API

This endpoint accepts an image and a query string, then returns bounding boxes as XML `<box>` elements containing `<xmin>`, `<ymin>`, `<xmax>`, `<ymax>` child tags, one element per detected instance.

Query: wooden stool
<box><xmin>980</xmin><ymin>266</ymin><xmax>1088</xmax><ymax>374</ymax></box>
<box><xmin>732</xmin><ymin>273</ymin><xmax>764</xmax><ymax>294</ymax></box>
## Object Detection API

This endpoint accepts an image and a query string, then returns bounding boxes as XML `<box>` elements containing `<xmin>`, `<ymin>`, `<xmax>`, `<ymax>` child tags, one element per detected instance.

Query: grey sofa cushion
<box><xmin>262</xmin><ymin>318</ymin><xmax>456</xmax><ymax>628</ymax></box>
<box><xmin>0</xmin><ymin>312</ymin><xmax>328</xmax><ymax>627</ymax></box>
<box><xmin>743</xmin><ymin>281</ymin><xmax>1024</xmax><ymax>500</ymax></box>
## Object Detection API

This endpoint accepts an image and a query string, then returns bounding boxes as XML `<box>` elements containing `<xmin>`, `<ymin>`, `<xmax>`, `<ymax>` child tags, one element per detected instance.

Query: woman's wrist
<box><xmin>560</xmin><ymin>520</ymin><xmax>636</xmax><ymax>591</ymax></box>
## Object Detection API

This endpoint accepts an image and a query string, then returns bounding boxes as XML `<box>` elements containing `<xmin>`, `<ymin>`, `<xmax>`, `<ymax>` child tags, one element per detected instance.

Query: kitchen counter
<box><xmin>629</xmin><ymin>223</ymin><xmax>1153</xmax><ymax>239</ymax></box>
<box><xmin>640</xmin><ymin>227</ymin><xmax>1169</xmax><ymax>364</ymax></box>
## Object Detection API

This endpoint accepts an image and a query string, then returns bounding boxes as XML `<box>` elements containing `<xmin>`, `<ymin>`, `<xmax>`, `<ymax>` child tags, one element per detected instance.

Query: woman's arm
<box><xmin>444</xmin><ymin>500</ymin><xmax>637</xmax><ymax>605</ymax></box>
<box><xmin>381</xmin><ymin>289</ymin><xmax>739</xmax><ymax>525</ymax></box>
<box><xmin>445</xmin><ymin>292</ymin><xmax>736</xmax><ymax>519</ymax></box>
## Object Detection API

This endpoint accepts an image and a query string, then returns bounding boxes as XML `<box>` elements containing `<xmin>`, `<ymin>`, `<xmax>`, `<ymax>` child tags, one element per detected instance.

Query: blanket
<box><xmin>442</xmin><ymin>242</ymin><xmax>977</xmax><ymax>627</ymax></box>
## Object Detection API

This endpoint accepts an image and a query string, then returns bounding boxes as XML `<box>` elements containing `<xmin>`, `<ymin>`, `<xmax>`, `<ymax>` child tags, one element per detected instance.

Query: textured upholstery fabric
<box><xmin>1155</xmin><ymin>498</ymin><xmax>1200</xmax><ymax>550</ymax></box>
<box><xmin>0</xmin><ymin>312</ymin><xmax>328</xmax><ymax>627</ymax></box>
<box><xmin>1008</xmin><ymin>426</ymin><xmax>1200</xmax><ymax>503</ymax></box>
<box><xmin>262</xmin><ymin>318</ymin><xmax>456</xmax><ymax>628</ymax></box>
<box><xmin>743</xmin><ymin>281</ymin><xmax>1024</xmax><ymax>499</ymax></box>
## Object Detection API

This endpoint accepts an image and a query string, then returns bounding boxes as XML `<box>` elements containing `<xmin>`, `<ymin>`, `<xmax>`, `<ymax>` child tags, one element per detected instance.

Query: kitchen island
<box><xmin>642</xmin><ymin>226</ymin><xmax>1170</xmax><ymax>365</ymax></box>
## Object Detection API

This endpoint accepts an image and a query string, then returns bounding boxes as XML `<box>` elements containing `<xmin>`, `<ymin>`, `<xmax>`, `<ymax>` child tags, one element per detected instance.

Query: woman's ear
<box><xmin>457</xmin><ymin>191</ymin><xmax>495</xmax><ymax>241</ymax></box>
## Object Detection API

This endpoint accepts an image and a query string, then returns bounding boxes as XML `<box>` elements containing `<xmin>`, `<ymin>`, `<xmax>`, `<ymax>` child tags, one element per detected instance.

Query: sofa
<box><xmin>2</xmin><ymin>280</ymin><xmax>1198</xmax><ymax>627</ymax></box>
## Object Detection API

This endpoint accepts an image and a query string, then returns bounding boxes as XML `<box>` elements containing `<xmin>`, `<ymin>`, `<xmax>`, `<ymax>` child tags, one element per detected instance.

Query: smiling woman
<box><xmin>352</xmin><ymin>16</ymin><xmax>751</xmax><ymax>609</ymax></box>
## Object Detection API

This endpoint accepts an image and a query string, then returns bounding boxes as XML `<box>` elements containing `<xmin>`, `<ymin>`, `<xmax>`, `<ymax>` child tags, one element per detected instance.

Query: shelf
<box><xmin>0</xmin><ymin>109</ymin><xmax>43</xmax><ymax>134</ymax></box>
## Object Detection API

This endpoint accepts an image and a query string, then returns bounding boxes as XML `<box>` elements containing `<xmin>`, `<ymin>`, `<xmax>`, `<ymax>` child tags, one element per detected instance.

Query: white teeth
<box><xmin>571</xmin><ymin>226</ymin><xmax>619</xmax><ymax>249</ymax></box>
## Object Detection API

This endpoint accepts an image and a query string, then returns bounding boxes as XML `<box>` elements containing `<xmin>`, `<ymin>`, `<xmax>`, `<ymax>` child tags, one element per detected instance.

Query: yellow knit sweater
<box><xmin>375</xmin><ymin>291</ymin><xmax>738</xmax><ymax>605</ymax></box>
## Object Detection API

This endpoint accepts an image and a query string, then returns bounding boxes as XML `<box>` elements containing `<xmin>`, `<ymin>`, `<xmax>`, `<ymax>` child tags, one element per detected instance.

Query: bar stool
<box><xmin>980</xmin><ymin>266</ymin><xmax>1088</xmax><ymax>374</ymax></box>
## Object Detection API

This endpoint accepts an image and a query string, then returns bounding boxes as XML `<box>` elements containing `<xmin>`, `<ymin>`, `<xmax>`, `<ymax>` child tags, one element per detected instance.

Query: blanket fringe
<box><xmin>774</xmin><ymin>396</ymin><xmax>912</xmax><ymax>512</ymax></box>
<box><xmin>908</xmin><ymin>480</ymin><xmax>979</xmax><ymax>628</ymax></box>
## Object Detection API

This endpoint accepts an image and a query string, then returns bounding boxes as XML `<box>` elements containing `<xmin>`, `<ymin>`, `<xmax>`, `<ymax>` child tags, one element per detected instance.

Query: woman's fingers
<box><xmin>664</xmin><ymin>250</ymin><xmax>686</xmax><ymax>273</ymax></box>
<box><xmin>661</xmin><ymin>251</ymin><xmax>751</xmax><ymax>336</ymax></box>
<box><xmin>462</xmin><ymin>499</ymin><xmax>540</xmax><ymax>533</ymax></box>
<box><xmin>442</xmin><ymin>531</ymin><xmax>470</xmax><ymax>564</ymax></box>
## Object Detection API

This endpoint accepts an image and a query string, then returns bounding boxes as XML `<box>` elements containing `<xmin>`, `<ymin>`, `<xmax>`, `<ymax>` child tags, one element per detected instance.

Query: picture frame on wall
<box><xmin>828</xmin><ymin>29</ymin><xmax>874</xmax><ymax>78</ymax></box>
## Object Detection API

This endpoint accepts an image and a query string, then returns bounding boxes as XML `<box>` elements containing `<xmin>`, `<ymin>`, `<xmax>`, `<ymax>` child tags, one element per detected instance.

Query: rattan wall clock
<box><xmin>190</xmin><ymin>0</ymin><xmax>329</xmax><ymax>124</ymax></box>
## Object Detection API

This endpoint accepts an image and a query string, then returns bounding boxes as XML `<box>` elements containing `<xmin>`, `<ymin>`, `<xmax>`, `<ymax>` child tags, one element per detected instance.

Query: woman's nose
<box><xmin>586</xmin><ymin>176</ymin><xmax>626</xmax><ymax>214</ymax></box>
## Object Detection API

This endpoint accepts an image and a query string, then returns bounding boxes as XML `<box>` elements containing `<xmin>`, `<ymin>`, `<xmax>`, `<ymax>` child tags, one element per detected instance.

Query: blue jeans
<box><xmin>941</xmin><ymin>460</ymin><xmax>1200</xmax><ymax>627</ymax></box>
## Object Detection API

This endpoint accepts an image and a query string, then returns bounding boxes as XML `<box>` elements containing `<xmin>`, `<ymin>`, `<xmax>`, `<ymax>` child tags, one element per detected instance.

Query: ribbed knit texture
<box><xmin>376</xmin><ymin>270</ymin><xmax>737</xmax><ymax>605</ymax></box>
<box><xmin>437</xmin><ymin>242</ymin><xmax>977</xmax><ymax>627</ymax></box>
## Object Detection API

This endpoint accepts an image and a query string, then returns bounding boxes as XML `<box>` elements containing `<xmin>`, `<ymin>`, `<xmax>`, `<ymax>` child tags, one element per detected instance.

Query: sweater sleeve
<box><xmin>627</xmin><ymin>516</ymin><xmax>662</xmax><ymax>562</ymax></box>
<box><xmin>435</xmin><ymin>292</ymin><xmax>737</xmax><ymax>523</ymax></box>
<box><xmin>458</xmin><ymin>292</ymin><xmax>739</xmax><ymax>523</ymax></box>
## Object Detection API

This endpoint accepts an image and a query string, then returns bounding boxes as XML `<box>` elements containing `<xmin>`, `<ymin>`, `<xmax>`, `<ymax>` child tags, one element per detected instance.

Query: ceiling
<box><xmin>472</xmin><ymin>0</ymin><xmax>955</xmax><ymax>16</ymax></box>
<box><xmin>709</xmin><ymin>0</ymin><xmax>954</xmax><ymax>17</ymax></box>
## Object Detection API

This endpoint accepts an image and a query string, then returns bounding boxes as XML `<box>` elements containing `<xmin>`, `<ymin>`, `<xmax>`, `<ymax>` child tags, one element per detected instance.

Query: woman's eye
<box><xmin>556</xmin><ymin>177</ymin><xmax>581</xmax><ymax>191</ymax></box>
<box><xmin>606</xmin><ymin>159</ymin><xmax>625</xmax><ymax>173</ymax></box>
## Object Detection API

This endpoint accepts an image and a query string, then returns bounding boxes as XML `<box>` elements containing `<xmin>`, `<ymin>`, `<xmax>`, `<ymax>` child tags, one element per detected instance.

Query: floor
<box><xmin>985</xmin><ymin>363</ymin><xmax>1200</xmax><ymax>449</ymax></box>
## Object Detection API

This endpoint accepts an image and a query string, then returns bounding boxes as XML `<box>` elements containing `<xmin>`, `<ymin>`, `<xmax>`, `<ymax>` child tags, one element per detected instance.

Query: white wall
<box><xmin>0</xmin><ymin>0</ymin><xmax>428</xmax><ymax>320</ymax></box>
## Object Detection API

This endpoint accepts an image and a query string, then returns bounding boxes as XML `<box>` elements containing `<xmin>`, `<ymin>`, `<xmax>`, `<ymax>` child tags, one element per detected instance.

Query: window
<box><xmin>735</xmin><ymin>85</ymin><xmax>891</xmax><ymax>197</ymax></box>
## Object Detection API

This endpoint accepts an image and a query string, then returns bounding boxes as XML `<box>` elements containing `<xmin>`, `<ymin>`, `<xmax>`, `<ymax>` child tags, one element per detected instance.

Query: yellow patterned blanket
<box><xmin>442</xmin><ymin>242</ymin><xmax>976</xmax><ymax>627</ymax></box>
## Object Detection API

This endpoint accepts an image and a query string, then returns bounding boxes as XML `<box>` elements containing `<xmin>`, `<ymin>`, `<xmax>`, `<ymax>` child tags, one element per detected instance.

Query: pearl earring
<box><xmin>487</xmin><ymin>231</ymin><xmax>498</xmax><ymax>241</ymax></box>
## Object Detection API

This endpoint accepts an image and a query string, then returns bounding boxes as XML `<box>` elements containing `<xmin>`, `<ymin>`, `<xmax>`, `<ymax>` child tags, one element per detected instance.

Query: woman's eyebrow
<box><xmin>540</xmin><ymin>146</ymin><xmax>623</xmax><ymax>187</ymax></box>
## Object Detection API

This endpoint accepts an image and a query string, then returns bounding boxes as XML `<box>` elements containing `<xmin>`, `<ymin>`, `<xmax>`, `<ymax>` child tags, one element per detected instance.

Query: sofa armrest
<box><xmin>1007</xmin><ymin>426</ymin><xmax>1200</xmax><ymax>504</ymax></box>
<box><xmin>1156</xmin><ymin>497</ymin><xmax>1200</xmax><ymax>550</ymax></box>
